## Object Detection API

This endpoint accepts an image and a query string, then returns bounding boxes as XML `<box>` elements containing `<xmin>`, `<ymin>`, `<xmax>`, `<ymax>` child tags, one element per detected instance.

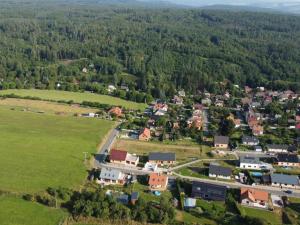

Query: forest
<box><xmin>0</xmin><ymin>0</ymin><xmax>300</xmax><ymax>102</ymax></box>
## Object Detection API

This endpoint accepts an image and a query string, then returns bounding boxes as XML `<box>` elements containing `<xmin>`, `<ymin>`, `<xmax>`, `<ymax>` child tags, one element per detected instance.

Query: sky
<box><xmin>167</xmin><ymin>0</ymin><xmax>300</xmax><ymax>6</ymax></box>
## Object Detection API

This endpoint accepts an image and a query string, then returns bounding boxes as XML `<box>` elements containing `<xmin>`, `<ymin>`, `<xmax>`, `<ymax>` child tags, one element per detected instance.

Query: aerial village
<box><xmin>85</xmin><ymin>84</ymin><xmax>300</xmax><ymax>219</ymax></box>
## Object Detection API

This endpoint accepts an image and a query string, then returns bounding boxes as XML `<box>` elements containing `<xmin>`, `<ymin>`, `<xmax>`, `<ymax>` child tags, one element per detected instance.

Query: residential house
<box><xmin>240</xmin><ymin>188</ymin><xmax>269</xmax><ymax>209</ymax></box>
<box><xmin>244</xmin><ymin>86</ymin><xmax>252</xmax><ymax>94</ymax></box>
<box><xmin>173</xmin><ymin>95</ymin><xmax>183</xmax><ymax>105</ymax></box>
<box><xmin>201</xmin><ymin>98</ymin><xmax>212</xmax><ymax>106</ymax></box>
<box><xmin>109</xmin><ymin>149</ymin><xmax>139</xmax><ymax>166</ymax></box>
<box><xmin>139</xmin><ymin>128</ymin><xmax>151</xmax><ymax>141</ymax></box>
<box><xmin>117</xmin><ymin>194</ymin><xmax>129</xmax><ymax>204</ymax></box>
<box><xmin>267</xmin><ymin>144</ymin><xmax>288</xmax><ymax>153</ymax></box>
<box><xmin>242</xmin><ymin>136</ymin><xmax>260</xmax><ymax>146</ymax></box>
<box><xmin>187</xmin><ymin>116</ymin><xmax>203</xmax><ymax>130</ymax></box>
<box><xmin>98</xmin><ymin>168</ymin><xmax>126</xmax><ymax>185</ymax></box>
<box><xmin>153</xmin><ymin>103</ymin><xmax>168</xmax><ymax>113</ymax></box>
<box><xmin>234</xmin><ymin>119</ymin><xmax>241</xmax><ymax>128</ymax></box>
<box><xmin>288</xmin><ymin>145</ymin><xmax>298</xmax><ymax>153</ymax></box>
<box><xmin>130</xmin><ymin>192</ymin><xmax>139</xmax><ymax>205</ymax></box>
<box><xmin>107</xmin><ymin>85</ymin><xmax>116</xmax><ymax>93</ymax></box>
<box><xmin>209</xmin><ymin>163</ymin><xmax>232</xmax><ymax>180</ymax></box>
<box><xmin>252</xmin><ymin>125</ymin><xmax>264</xmax><ymax>136</ymax></box>
<box><xmin>277</xmin><ymin>153</ymin><xmax>300</xmax><ymax>167</ymax></box>
<box><xmin>184</xmin><ymin>198</ymin><xmax>197</xmax><ymax>209</ymax></box>
<box><xmin>214</xmin><ymin>136</ymin><xmax>229</xmax><ymax>149</ymax></box>
<box><xmin>148</xmin><ymin>152</ymin><xmax>176</xmax><ymax>166</ymax></box>
<box><xmin>82</xmin><ymin>67</ymin><xmax>88</xmax><ymax>73</ymax></box>
<box><xmin>148</xmin><ymin>173</ymin><xmax>168</xmax><ymax>191</ymax></box>
<box><xmin>120</xmin><ymin>84</ymin><xmax>129</xmax><ymax>92</ymax></box>
<box><xmin>178</xmin><ymin>90</ymin><xmax>186</xmax><ymax>97</ymax></box>
<box><xmin>241</xmin><ymin>97</ymin><xmax>252</xmax><ymax>105</ymax></box>
<box><xmin>215</xmin><ymin>100</ymin><xmax>224</xmax><ymax>107</ymax></box>
<box><xmin>191</xmin><ymin>181</ymin><xmax>227</xmax><ymax>201</ymax></box>
<box><xmin>271</xmin><ymin>174</ymin><xmax>300</xmax><ymax>189</ymax></box>
<box><xmin>239</xmin><ymin>156</ymin><xmax>271</xmax><ymax>170</ymax></box>
<box><xmin>108</xmin><ymin>107</ymin><xmax>122</xmax><ymax>117</ymax></box>
<box><xmin>254</xmin><ymin>146</ymin><xmax>263</xmax><ymax>152</ymax></box>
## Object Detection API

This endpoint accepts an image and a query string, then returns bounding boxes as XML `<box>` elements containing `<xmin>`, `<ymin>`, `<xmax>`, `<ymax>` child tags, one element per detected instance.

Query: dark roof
<box><xmin>149</xmin><ymin>152</ymin><xmax>176</xmax><ymax>161</ymax></box>
<box><xmin>192</xmin><ymin>181</ymin><xmax>227</xmax><ymax>201</ymax></box>
<box><xmin>267</xmin><ymin>144</ymin><xmax>288</xmax><ymax>150</ymax></box>
<box><xmin>214</xmin><ymin>136</ymin><xmax>229</xmax><ymax>145</ymax></box>
<box><xmin>110</xmin><ymin>149</ymin><xmax>127</xmax><ymax>161</ymax></box>
<box><xmin>261</xmin><ymin>174</ymin><xmax>271</xmax><ymax>184</ymax></box>
<box><xmin>209</xmin><ymin>164</ymin><xmax>232</xmax><ymax>177</ymax></box>
<box><xmin>117</xmin><ymin>194</ymin><xmax>129</xmax><ymax>204</ymax></box>
<box><xmin>271</xmin><ymin>174</ymin><xmax>299</xmax><ymax>186</ymax></box>
<box><xmin>288</xmin><ymin>145</ymin><xmax>297</xmax><ymax>152</ymax></box>
<box><xmin>131</xmin><ymin>192</ymin><xmax>139</xmax><ymax>201</ymax></box>
<box><xmin>242</xmin><ymin>136</ymin><xmax>259</xmax><ymax>143</ymax></box>
<box><xmin>277</xmin><ymin>153</ymin><xmax>299</xmax><ymax>163</ymax></box>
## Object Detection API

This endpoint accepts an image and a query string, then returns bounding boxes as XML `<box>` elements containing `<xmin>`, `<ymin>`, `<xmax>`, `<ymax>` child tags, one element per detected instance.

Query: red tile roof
<box><xmin>110</xmin><ymin>149</ymin><xmax>127</xmax><ymax>161</ymax></box>
<box><xmin>241</xmin><ymin>188</ymin><xmax>268</xmax><ymax>202</ymax></box>
<box><xmin>148</xmin><ymin>173</ymin><xmax>168</xmax><ymax>186</ymax></box>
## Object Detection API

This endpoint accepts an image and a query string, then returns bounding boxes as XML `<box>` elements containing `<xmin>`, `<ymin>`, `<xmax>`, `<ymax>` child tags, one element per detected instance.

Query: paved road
<box><xmin>173</xmin><ymin>172</ymin><xmax>300</xmax><ymax>198</ymax></box>
<box><xmin>94</xmin><ymin>128</ymin><xmax>119</xmax><ymax>168</ymax></box>
<box><xmin>202</xmin><ymin>108</ymin><xmax>209</xmax><ymax>132</ymax></box>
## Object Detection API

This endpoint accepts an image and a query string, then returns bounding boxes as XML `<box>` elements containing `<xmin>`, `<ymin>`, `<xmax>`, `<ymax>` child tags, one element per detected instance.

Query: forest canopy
<box><xmin>0</xmin><ymin>0</ymin><xmax>300</xmax><ymax>101</ymax></box>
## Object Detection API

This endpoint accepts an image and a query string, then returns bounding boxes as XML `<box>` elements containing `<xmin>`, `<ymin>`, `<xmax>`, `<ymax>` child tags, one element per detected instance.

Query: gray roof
<box><xmin>277</xmin><ymin>153</ymin><xmax>299</xmax><ymax>163</ymax></box>
<box><xmin>149</xmin><ymin>152</ymin><xmax>176</xmax><ymax>161</ymax></box>
<box><xmin>271</xmin><ymin>174</ymin><xmax>299</xmax><ymax>186</ymax></box>
<box><xmin>209</xmin><ymin>164</ymin><xmax>232</xmax><ymax>177</ymax></box>
<box><xmin>242</xmin><ymin>136</ymin><xmax>259</xmax><ymax>144</ymax></box>
<box><xmin>240</xmin><ymin>156</ymin><xmax>261</xmax><ymax>164</ymax></box>
<box><xmin>99</xmin><ymin>168</ymin><xmax>122</xmax><ymax>181</ymax></box>
<box><xmin>214</xmin><ymin>136</ymin><xmax>229</xmax><ymax>145</ymax></box>
<box><xmin>267</xmin><ymin>144</ymin><xmax>288</xmax><ymax>150</ymax></box>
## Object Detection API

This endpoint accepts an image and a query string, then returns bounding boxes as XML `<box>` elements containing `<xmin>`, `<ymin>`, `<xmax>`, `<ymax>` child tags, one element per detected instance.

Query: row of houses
<box><xmin>109</xmin><ymin>149</ymin><xmax>176</xmax><ymax>167</ymax></box>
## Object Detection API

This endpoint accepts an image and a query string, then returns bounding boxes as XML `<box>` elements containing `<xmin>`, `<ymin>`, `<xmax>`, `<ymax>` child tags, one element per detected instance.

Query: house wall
<box><xmin>209</xmin><ymin>173</ymin><xmax>231</xmax><ymax>180</ymax></box>
<box><xmin>139</xmin><ymin>134</ymin><xmax>150</xmax><ymax>141</ymax></box>
<box><xmin>149</xmin><ymin>160</ymin><xmax>175</xmax><ymax>166</ymax></box>
<box><xmin>214</xmin><ymin>144</ymin><xmax>228</xmax><ymax>148</ymax></box>
<box><xmin>268</xmin><ymin>149</ymin><xmax>288</xmax><ymax>153</ymax></box>
<box><xmin>110</xmin><ymin>159</ymin><xmax>126</xmax><ymax>164</ymax></box>
<box><xmin>241</xmin><ymin>198</ymin><xmax>268</xmax><ymax>209</ymax></box>
<box><xmin>240</xmin><ymin>163</ymin><xmax>262</xmax><ymax>170</ymax></box>
<box><xmin>278</xmin><ymin>162</ymin><xmax>300</xmax><ymax>167</ymax></box>
<box><xmin>271</xmin><ymin>182</ymin><xmax>299</xmax><ymax>189</ymax></box>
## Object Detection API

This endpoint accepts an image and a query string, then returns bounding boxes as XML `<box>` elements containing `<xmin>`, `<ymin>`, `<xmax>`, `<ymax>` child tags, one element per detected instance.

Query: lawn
<box><xmin>113</xmin><ymin>139</ymin><xmax>204</xmax><ymax>163</ymax></box>
<box><xmin>238</xmin><ymin>205</ymin><xmax>282</xmax><ymax>225</ymax></box>
<box><xmin>0</xmin><ymin>98</ymin><xmax>98</xmax><ymax>115</ymax></box>
<box><xmin>0</xmin><ymin>107</ymin><xmax>114</xmax><ymax>193</ymax></box>
<box><xmin>0</xmin><ymin>89</ymin><xmax>147</xmax><ymax>110</ymax></box>
<box><xmin>0</xmin><ymin>196</ymin><xmax>67</xmax><ymax>225</ymax></box>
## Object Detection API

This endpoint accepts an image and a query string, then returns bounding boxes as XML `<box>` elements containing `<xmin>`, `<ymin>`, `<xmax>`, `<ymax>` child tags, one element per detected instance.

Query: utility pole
<box><xmin>83</xmin><ymin>152</ymin><xmax>88</xmax><ymax>163</ymax></box>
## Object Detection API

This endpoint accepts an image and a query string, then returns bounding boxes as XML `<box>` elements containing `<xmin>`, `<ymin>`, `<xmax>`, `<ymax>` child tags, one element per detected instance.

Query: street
<box><xmin>94</xmin><ymin>128</ymin><xmax>119</xmax><ymax>168</ymax></box>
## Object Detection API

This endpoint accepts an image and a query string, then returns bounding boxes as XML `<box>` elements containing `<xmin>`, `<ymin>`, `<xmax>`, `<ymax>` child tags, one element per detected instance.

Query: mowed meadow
<box><xmin>0</xmin><ymin>196</ymin><xmax>67</xmax><ymax>225</ymax></box>
<box><xmin>0</xmin><ymin>89</ymin><xmax>147</xmax><ymax>110</ymax></box>
<box><xmin>0</xmin><ymin>107</ymin><xmax>114</xmax><ymax>193</ymax></box>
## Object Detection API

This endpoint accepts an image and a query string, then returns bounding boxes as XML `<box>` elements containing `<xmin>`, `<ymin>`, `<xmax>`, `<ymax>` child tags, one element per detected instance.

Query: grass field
<box><xmin>0</xmin><ymin>89</ymin><xmax>147</xmax><ymax>110</ymax></box>
<box><xmin>113</xmin><ymin>139</ymin><xmax>204</xmax><ymax>163</ymax></box>
<box><xmin>0</xmin><ymin>196</ymin><xmax>67</xmax><ymax>225</ymax></box>
<box><xmin>0</xmin><ymin>107</ymin><xmax>114</xmax><ymax>193</ymax></box>
<box><xmin>0</xmin><ymin>98</ymin><xmax>98</xmax><ymax>115</ymax></box>
<box><xmin>238</xmin><ymin>205</ymin><xmax>282</xmax><ymax>225</ymax></box>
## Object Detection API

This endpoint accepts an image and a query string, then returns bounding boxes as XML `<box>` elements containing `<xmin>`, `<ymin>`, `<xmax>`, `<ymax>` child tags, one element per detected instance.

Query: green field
<box><xmin>0</xmin><ymin>107</ymin><xmax>114</xmax><ymax>193</ymax></box>
<box><xmin>238</xmin><ymin>206</ymin><xmax>282</xmax><ymax>225</ymax></box>
<box><xmin>0</xmin><ymin>196</ymin><xmax>67</xmax><ymax>225</ymax></box>
<box><xmin>0</xmin><ymin>89</ymin><xmax>147</xmax><ymax>111</ymax></box>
